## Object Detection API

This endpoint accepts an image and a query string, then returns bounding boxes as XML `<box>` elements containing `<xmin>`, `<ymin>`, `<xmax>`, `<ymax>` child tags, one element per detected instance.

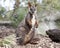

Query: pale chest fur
<box><xmin>31</xmin><ymin>15</ymin><xmax>36</xmax><ymax>27</ymax></box>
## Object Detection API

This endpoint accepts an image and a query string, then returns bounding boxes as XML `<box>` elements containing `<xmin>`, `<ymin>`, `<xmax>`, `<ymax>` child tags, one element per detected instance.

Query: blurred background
<box><xmin>0</xmin><ymin>0</ymin><xmax>60</xmax><ymax>47</ymax></box>
<box><xmin>0</xmin><ymin>0</ymin><xmax>60</xmax><ymax>35</ymax></box>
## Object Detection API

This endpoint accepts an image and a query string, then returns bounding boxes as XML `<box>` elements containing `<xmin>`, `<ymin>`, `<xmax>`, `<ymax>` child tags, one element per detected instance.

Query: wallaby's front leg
<box><xmin>27</xmin><ymin>19</ymin><xmax>32</xmax><ymax>26</ymax></box>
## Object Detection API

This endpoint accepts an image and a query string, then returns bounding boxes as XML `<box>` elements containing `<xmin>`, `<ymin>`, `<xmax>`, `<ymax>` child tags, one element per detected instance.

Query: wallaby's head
<box><xmin>28</xmin><ymin>2</ymin><xmax>37</xmax><ymax>15</ymax></box>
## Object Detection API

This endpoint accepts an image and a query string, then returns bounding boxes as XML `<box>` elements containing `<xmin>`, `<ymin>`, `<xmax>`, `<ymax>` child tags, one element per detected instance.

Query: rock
<box><xmin>46</xmin><ymin>29</ymin><xmax>60</xmax><ymax>42</ymax></box>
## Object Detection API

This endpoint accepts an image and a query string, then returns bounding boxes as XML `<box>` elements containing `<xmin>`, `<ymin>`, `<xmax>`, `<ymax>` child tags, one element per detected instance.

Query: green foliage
<box><xmin>0</xmin><ymin>6</ymin><xmax>6</xmax><ymax>16</ymax></box>
<box><xmin>3</xmin><ymin>40</ymin><xmax>10</xmax><ymax>44</ymax></box>
<box><xmin>0</xmin><ymin>6</ymin><xmax>6</xmax><ymax>20</ymax></box>
<box><xmin>55</xmin><ymin>19</ymin><xmax>60</xmax><ymax>26</ymax></box>
<box><xmin>42</xmin><ymin>0</ymin><xmax>60</xmax><ymax>10</ymax></box>
<box><xmin>5</xmin><ymin>11</ymin><xmax>13</xmax><ymax>20</ymax></box>
<box><xmin>0</xmin><ymin>34</ymin><xmax>16</xmax><ymax>46</ymax></box>
<box><xmin>11</xmin><ymin>7</ymin><xmax>27</xmax><ymax>28</ymax></box>
<box><xmin>37</xmin><ymin>4</ymin><xmax>43</xmax><ymax>13</ymax></box>
<box><xmin>0</xmin><ymin>40</ymin><xmax>4</xmax><ymax>47</ymax></box>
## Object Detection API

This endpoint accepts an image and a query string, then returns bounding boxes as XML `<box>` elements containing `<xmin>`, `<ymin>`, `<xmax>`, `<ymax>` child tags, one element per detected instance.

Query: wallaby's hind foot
<box><xmin>29</xmin><ymin>38</ymin><xmax>40</xmax><ymax>45</ymax></box>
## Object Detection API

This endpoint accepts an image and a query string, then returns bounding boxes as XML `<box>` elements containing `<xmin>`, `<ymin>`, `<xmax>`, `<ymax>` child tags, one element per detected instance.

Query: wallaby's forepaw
<box><xmin>29</xmin><ymin>38</ymin><xmax>40</xmax><ymax>45</ymax></box>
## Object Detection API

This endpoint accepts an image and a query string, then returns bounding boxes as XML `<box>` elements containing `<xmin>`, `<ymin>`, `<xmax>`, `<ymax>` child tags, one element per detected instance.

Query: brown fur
<box><xmin>15</xmin><ymin>2</ymin><xmax>39</xmax><ymax>45</ymax></box>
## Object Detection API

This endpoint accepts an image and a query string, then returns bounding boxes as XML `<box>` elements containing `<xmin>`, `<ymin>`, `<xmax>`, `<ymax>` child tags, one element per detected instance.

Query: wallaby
<box><xmin>15</xmin><ymin>2</ymin><xmax>39</xmax><ymax>45</ymax></box>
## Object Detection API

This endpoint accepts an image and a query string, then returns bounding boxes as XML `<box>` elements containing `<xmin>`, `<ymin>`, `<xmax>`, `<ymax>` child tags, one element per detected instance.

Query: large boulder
<box><xmin>46</xmin><ymin>29</ymin><xmax>60</xmax><ymax>42</ymax></box>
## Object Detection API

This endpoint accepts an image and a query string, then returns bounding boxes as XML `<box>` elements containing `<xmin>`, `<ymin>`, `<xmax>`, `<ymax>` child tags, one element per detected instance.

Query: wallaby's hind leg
<box><xmin>16</xmin><ymin>30</ymin><xmax>35</xmax><ymax>45</ymax></box>
<box><xmin>23</xmin><ymin>29</ymin><xmax>35</xmax><ymax>45</ymax></box>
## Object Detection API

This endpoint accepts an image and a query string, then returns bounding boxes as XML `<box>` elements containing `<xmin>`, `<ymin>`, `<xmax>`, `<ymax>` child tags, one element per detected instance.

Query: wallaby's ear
<box><xmin>28</xmin><ymin>2</ymin><xmax>31</xmax><ymax>8</ymax></box>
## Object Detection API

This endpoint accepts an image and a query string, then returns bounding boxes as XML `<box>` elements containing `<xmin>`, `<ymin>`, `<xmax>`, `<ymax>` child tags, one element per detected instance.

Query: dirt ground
<box><xmin>14</xmin><ymin>34</ymin><xmax>60</xmax><ymax>48</ymax></box>
<box><xmin>0</xmin><ymin>26</ymin><xmax>60</xmax><ymax>48</ymax></box>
